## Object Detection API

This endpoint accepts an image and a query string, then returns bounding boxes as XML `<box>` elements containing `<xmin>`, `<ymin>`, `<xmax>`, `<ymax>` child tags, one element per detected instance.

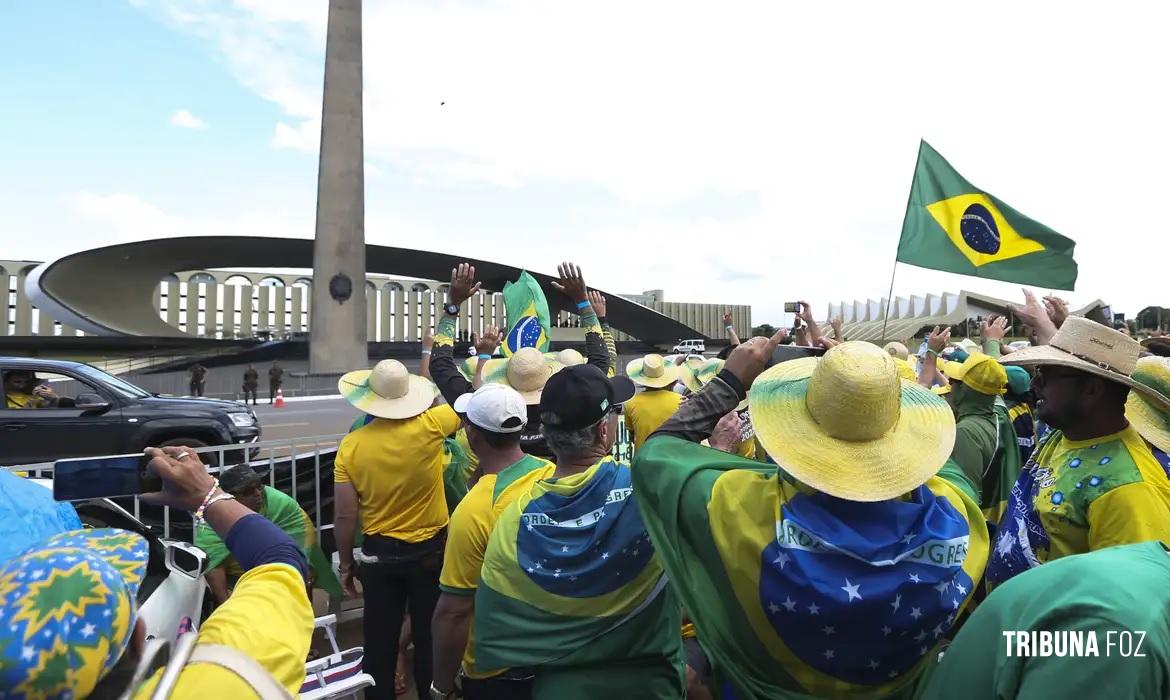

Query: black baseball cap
<box><xmin>539</xmin><ymin>365</ymin><xmax>636</xmax><ymax>430</ymax></box>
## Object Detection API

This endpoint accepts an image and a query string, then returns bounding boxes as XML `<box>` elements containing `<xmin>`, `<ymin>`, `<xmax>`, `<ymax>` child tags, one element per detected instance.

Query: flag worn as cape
<box><xmin>502</xmin><ymin>271</ymin><xmax>552</xmax><ymax>356</ymax></box>
<box><xmin>473</xmin><ymin>457</ymin><xmax>683</xmax><ymax>698</ymax></box>
<box><xmin>195</xmin><ymin>485</ymin><xmax>342</xmax><ymax>599</ymax></box>
<box><xmin>633</xmin><ymin>436</ymin><xmax>990</xmax><ymax>700</ymax></box>
<box><xmin>897</xmin><ymin>140</ymin><xmax>1077</xmax><ymax>290</ymax></box>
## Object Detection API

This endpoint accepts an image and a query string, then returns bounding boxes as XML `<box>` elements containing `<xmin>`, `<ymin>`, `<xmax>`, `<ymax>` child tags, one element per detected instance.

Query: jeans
<box><xmin>357</xmin><ymin>531</ymin><xmax>445</xmax><ymax>700</ymax></box>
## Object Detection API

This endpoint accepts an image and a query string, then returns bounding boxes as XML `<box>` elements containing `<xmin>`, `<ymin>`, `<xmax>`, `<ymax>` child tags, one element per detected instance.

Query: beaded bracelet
<box><xmin>193</xmin><ymin>478</ymin><xmax>221</xmax><ymax>523</ymax></box>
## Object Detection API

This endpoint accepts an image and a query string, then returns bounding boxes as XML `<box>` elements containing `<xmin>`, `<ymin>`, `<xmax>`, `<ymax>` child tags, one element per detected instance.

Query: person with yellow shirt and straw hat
<box><xmin>623</xmin><ymin>353</ymin><xmax>683</xmax><ymax>451</ymax></box>
<box><xmin>334</xmin><ymin>357</ymin><xmax>460</xmax><ymax>700</ymax></box>
<box><xmin>1125</xmin><ymin>355</ymin><xmax>1170</xmax><ymax>472</ymax></box>
<box><xmin>632</xmin><ymin>336</ymin><xmax>988</xmax><ymax>699</ymax></box>
<box><xmin>985</xmin><ymin>315</ymin><xmax>1170</xmax><ymax>590</ymax></box>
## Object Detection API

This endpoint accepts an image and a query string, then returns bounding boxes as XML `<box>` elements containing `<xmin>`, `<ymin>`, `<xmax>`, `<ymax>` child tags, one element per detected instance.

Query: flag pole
<box><xmin>879</xmin><ymin>262</ymin><xmax>898</xmax><ymax>344</ymax></box>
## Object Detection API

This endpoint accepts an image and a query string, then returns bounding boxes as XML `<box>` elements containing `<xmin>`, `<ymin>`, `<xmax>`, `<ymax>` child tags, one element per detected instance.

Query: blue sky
<box><xmin>4</xmin><ymin>1</ymin><xmax>1169</xmax><ymax>325</ymax></box>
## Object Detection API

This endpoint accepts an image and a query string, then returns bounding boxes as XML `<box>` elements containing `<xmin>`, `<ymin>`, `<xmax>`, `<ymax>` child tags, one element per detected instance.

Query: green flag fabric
<box><xmin>897</xmin><ymin>141</ymin><xmax>1078</xmax><ymax>290</ymax></box>
<box><xmin>195</xmin><ymin>485</ymin><xmax>343</xmax><ymax>599</ymax></box>
<box><xmin>502</xmin><ymin>271</ymin><xmax>552</xmax><ymax>357</ymax></box>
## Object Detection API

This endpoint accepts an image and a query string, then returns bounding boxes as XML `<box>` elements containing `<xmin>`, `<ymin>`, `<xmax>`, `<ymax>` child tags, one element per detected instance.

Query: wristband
<box><xmin>725</xmin><ymin>325</ymin><xmax>735</xmax><ymax>331</ymax></box>
<box><xmin>478</xmin><ymin>353</ymin><xmax>492</xmax><ymax>361</ymax></box>
<box><xmin>925</xmin><ymin>348</ymin><xmax>939</xmax><ymax>357</ymax></box>
<box><xmin>576</xmin><ymin>300</ymin><xmax>591</xmax><ymax>310</ymax></box>
<box><xmin>420</xmin><ymin>350</ymin><xmax>432</xmax><ymax>356</ymax></box>
<box><xmin>193</xmin><ymin>478</ymin><xmax>221</xmax><ymax>523</ymax></box>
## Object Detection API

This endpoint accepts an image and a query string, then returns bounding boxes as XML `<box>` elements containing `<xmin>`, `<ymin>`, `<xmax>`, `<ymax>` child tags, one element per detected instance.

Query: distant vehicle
<box><xmin>671</xmin><ymin>339</ymin><xmax>706</xmax><ymax>354</ymax></box>
<box><xmin>0</xmin><ymin>357</ymin><xmax>260</xmax><ymax>466</ymax></box>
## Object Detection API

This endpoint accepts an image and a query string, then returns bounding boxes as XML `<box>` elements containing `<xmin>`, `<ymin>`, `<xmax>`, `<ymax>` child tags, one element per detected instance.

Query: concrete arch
<box><xmin>188</xmin><ymin>272</ymin><xmax>218</xmax><ymax>286</ymax></box>
<box><xmin>224</xmin><ymin>274</ymin><xmax>255</xmax><ymax>286</ymax></box>
<box><xmin>292</xmin><ymin>277</ymin><xmax>313</xmax><ymax>288</ymax></box>
<box><xmin>258</xmin><ymin>276</ymin><xmax>286</xmax><ymax>287</ymax></box>
<box><xmin>24</xmin><ymin>236</ymin><xmax>702</xmax><ymax>342</ymax></box>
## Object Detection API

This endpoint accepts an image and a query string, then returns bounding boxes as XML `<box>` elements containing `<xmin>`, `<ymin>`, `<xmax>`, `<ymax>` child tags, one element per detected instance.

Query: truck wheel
<box><xmin>156</xmin><ymin>438</ymin><xmax>220</xmax><ymax>467</ymax></box>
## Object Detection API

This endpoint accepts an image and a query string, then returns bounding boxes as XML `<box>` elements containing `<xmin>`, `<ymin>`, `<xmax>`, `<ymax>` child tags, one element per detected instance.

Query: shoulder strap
<box><xmin>184</xmin><ymin>644</ymin><xmax>295</xmax><ymax>699</ymax></box>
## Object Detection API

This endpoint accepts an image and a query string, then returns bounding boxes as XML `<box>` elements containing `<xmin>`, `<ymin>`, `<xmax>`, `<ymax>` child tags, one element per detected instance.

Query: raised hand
<box><xmin>927</xmin><ymin>325</ymin><xmax>951</xmax><ymax>353</ymax></box>
<box><xmin>797</xmin><ymin>301</ymin><xmax>817</xmax><ymax>327</ymax></box>
<box><xmin>724</xmin><ymin>329</ymin><xmax>787</xmax><ymax>389</ymax></box>
<box><xmin>448</xmin><ymin>263</ymin><xmax>482</xmax><ymax>307</ymax></box>
<box><xmin>422</xmin><ymin>328</ymin><xmax>436</xmax><ymax>351</ymax></box>
<box><xmin>980</xmin><ymin>315</ymin><xmax>1008</xmax><ymax>342</ymax></box>
<box><xmin>550</xmin><ymin>262</ymin><xmax>589</xmax><ymax>305</ymax></box>
<box><xmin>140</xmin><ymin>446</ymin><xmax>216</xmax><ymax>511</ymax></box>
<box><xmin>831</xmin><ymin>316</ymin><xmax>844</xmax><ymax>339</ymax></box>
<box><xmin>1043</xmin><ymin>296</ymin><xmax>1070</xmax><ymax>329</ymax></box>
<box><xmin>1009</xmin><ymin>288</ymin><xmax>1058</xmax><ymax>345</ymax></box>
<box><xmin>474</xmin><ymin>326</ymin><xmax>503</xmax><ymax>356</ymax></box>
<box><xmin>587</xmin><ymin>290</ymin><xmax>608</xmax><ymax>318</ymax></box>
<box><xmin>722</xmin><ymin>310</ymin><xmax>734</xmax><ymax>327</ymax></box>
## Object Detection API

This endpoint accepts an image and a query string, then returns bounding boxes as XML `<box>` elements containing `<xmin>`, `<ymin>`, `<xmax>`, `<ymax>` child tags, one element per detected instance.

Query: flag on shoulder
<box><xmin>897</xmin><ymin>140</ymin><xmax>1078</xmax><ymax>290</ymax></box>
<box><xmin>472</xmin><ymin>456</ymin><xmax>683</xmax><ymax>698</ymax></box>
<box><xmin>502</xmin><ymin>271</ymin><xmax>552</xmax><ymax>356</ymax></box>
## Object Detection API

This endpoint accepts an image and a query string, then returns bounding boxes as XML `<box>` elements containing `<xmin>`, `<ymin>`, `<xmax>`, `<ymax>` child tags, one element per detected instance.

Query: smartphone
<box><xmin>53</xmin><ymin>453</ymin><xmax>162</xmax><ymax>501</ymax></box>
<box><xmin>768</xmin><ymin>344</ymin><xmax>827</xmax><ymax>368</ymax></box>
<box><xmin>783</xmin><ymin>302</ymin><xmax>800</xmax><ymax>314</ymax></box>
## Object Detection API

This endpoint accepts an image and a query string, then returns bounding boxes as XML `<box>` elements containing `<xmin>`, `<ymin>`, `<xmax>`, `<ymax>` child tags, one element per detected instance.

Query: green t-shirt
<box><xmin>919</xmin><ymin>541</ymin><xmax>1170</xmax><ymax>699</ymax></box>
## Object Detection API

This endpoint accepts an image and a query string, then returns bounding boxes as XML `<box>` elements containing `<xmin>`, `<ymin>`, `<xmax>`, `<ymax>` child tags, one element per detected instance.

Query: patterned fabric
<box><xmin>987</xmin><ymin>426</ymin><xmax>1170</xmax><ymax>588</ymax></box>
<box><xmin>0</xmin><ymin>529</ymin><xmax>147</xmax><ymax>700</ymax></box>
<box><xmin>0</xmin><ymin>469</ymin><xmax>82</xmax><ymax>562</ymax></box>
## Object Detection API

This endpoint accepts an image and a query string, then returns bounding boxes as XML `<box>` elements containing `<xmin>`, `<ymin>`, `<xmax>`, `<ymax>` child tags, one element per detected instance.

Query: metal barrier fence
<box><xmin>15</xmin><ymin>419</ymin><xmax>638</xmax><ymax>543</ymax></box>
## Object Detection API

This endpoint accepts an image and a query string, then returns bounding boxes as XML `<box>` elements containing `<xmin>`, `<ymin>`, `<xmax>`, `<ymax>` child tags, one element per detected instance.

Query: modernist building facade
<box><xmin>3</xmin><ymin>258</ymin><xmax>748</xmax><ymax>345</ymax></box>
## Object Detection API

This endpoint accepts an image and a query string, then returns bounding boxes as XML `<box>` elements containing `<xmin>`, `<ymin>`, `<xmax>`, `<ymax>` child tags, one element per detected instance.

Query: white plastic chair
<box><xmin>300</xmin><ymin>614</ymin><xmax>375</xmax><ymax>700</ymax></box>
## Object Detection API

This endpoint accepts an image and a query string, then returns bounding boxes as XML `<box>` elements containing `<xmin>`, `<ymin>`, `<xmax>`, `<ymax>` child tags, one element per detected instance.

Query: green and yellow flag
<box><xmin>502</xmin><ymin>271</ymin><xmax>552</xmax><ymax>357</ymax></box>
<box><xmin>897</xmin><ymin>141</ymin><xmax>1078</xmax><ymax>290</ymax></box>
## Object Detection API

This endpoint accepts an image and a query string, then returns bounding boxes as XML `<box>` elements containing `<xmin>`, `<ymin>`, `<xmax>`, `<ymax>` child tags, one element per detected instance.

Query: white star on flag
<box><xmin>888</xmin><ymin>671</ymin><xmax>898</xmax><ymax>679</ymax></box>
<box><xmin>909</xmin><ymin>573</ymin><xmax>921</xmax><ymax>583</ymax></box>
<box><xmin>782</xmin><ymin>597</ymin><xmax>797</xmax><ymax>612</ymax></box>
<box><xmin>934</xmin><ymin>581</ymin><xmax>950</xmax><ymax>594</ymax></box>
<box><xmin>952</xmin><ymin>598</ymin><xmax>961</xmax><ymax>609</ymax></box>
<box><xmin>768</xmin><ymin>601</ymin><xmax>781</xmax><ymax>614</ymax></box>
<box><xmin>841</xmin><ymin>579</ymin><xmax>862</xmax><ymax>602</ymax></box>
<box><xmin>933</xmin><ymin>624</ymin><xmax>944</xmax><ymax>638</ymax></box>
<box><xmin>21</xmin><ymin>645</ymin><xmax>35</xmax><ymax>661</ymax></box>
<box><xmin>535</xmin><ymin>562</ymin><xmax>541</xmax><ymax>569</ymax></box>
<box><xmin>901</xmin><ymin>532</ymin><xmax>916</xmax><ymax>544</ymax></box>
<box><xmin>919</xmin><ymin>645</ymin><xmax>929</xmax><ymax>655</ymax></box>
<box><xmin>562</xmin><ymin>545</ymin><xmax>569</xmax><ymax>552</ymax></box>
<box><xmin>956</xmin><ymin>582</ymin><xmax>967</xmax><ymax>595</ymax></box>
<box><xmin>570</xmin><ymin>576</ymin><xmax>577</xmax><ymax>582</ymax></box>
<box><xmin>914</xmin><ymin>630</ymin><xmax>927</xmax><ymax>643</ymax></box>
<box><xmin>82</xmin><ymin>623</ymin><xmax>96</xmax><ymax>638</ymax></box>
<box><xmin>890</xmin><ymin>594</ymin><xmax>901</xmax><ymax>612</ymax></box>
<box><xmin>632</xmin><ymin>549</ymin><xmax>639</xmax><ymax>557</ymax></box>
<box><xmin>601</xmin><ymin>552</ymin><xmax>609</xmax><ymax>560</ymax></box>
<box><xmin>823</xmin><ymin>649</ymin><xmax>835</xmax><ymax>660</ymax></box>
<box><xmin>808</xmin><ymin>602</ymin><xmax>821</xmax><ymax>615</ymax></box>
<box><xmin>773</xmin><ymin>551</ymin><xmax>791</xmax><ymax>569</ymax></box>
<box><xmin>910</xmin><ymin>607</ymin><xmax>923</xmax><ymax>620</ymax></box>
<box><xmin>822</xmin><ymin>625</ymin><xmax>836</xmax><ymax>636</ymax></box>
<box><xmin>881</xmin><ymin>625</ymin><xmax>892</xmax><ymax>636</ymax></box>
<box><xmin>526</xmin><ymin>524</ymin><xmax>534</xmax><ymax>531</ymax></box>
<box><xmin>996</xmin><ymin>531</ymin><xmax>1015</xmax><ymax>558</ymax></box>
<box><xmin>867</xmin><ymin>660</ymin><xmax>880</xmax><ymax>670</ymax></box>
<box><xmin>528</xmin><ymin>567</ymin><xmax>534</xmax><ymax>573</ymax></box>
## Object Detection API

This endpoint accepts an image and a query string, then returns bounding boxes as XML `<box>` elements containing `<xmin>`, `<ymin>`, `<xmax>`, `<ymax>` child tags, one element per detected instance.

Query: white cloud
<box><xmin>168</xmin><ymin>109</ymin><xmax>207</xmax><ymax>129</ymax></box>
<box><xmin>107</xmin><ymin>2</ymin><xmax>1170</xmax><ymax>324</ymax></box>
<box><xmin>70</xmin><ymin>190</ymin><xmax>306</xmax><ymax>243</ymax></box>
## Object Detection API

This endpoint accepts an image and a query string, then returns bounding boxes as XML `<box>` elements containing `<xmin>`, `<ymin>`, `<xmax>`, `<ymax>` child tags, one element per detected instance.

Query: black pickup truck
<box><xmin>0</xmin><ymin>357</ymin><xmax>260</xmax><ymax>466</ymax></box>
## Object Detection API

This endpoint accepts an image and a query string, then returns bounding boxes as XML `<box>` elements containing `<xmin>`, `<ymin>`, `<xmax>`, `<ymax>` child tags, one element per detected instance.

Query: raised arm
<box><xmin>918</xmin><ymin>326</ymin><xmax>950</xmax><ymax>388</ymax></box>
<box><xmin>723</xmin><ymin>310</ymin><xmax>741</xmax><ymax>347</ymax></box>
<box><xmin>470</xmin><ymin>326</ymin><xmax>502</xmax><ymax>390</ymax></box>
<box><xmin>590</xmin><ymin>290</ymin><xmax>620</xmax><ymax>377</ymax></box>
<box><xmin>552</xmin><ymin>263</ymin><xmax>608</xmax><ymax>374</ymax></box>
<box><xmin>432</xmin><ymin>264</ymin><xmax>482</xmax><ymax>405</ymax></box>
<box><xmin>420</xmin><ymin>329</ymin><xmax>436</xmax><ymax>379</ymax></box>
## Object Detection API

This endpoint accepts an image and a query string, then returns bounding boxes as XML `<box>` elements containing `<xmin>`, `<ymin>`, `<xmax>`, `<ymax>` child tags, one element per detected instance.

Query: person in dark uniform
<box><xmin>242</xmin><ymin>365</ymin><xmax>259</xmax><ymax>405</ymax></box>
<box><xmin>189</xmin><ymin>364</ymin><xmax>208</xmax><ymax>397</ymax></box>
<box><xmin>268</xmin><ymin>361</ymin><xmax>284</xmax><ymax>404</ymax></box>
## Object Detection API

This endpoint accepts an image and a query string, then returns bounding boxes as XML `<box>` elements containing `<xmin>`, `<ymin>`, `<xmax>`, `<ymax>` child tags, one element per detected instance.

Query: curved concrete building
<box><xmin>24</xmin><ymin>236</ymin><xmax>718</xmax><ymax>344</ymax></box>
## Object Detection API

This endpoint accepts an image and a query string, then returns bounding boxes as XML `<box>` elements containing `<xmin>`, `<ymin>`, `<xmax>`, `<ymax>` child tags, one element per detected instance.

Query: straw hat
<box><xmin>883</xmin><ymin>341</ymin><xmax>910</xmax><ymax>361</ymax></box>
<box><xmin>1125</xmin><ymin>356</ymin><xmax>1170</xmax><ymax>454</ymax></box>
<box><xmin>478</xmin><ymin>347</ymin><xmax>561</xmax><ymax>404</ymax></box>
<box><xmin>551</xmin><ymin>348</ymin><xmax>586</xmax><ymax>366</ymax></box>
<box><xmin>1002</xmin><ymin>316</ymin><xmax>1170</xmax><ymax>415</ymax></box>
<box><xmin>676</xmin><ymin>356</ymin><xmax>709</xmax><ymax>392</ymax></box>
<box><xmin>626</xmin><ymin>353</ymin><xmax>680</xmax><ymax>388</ymax></box>
<box><xmin>749</xmin><ymin>341</ymin><xmax>957</xmax><ymax>502</ymax></box>
<box><xmin>339</xmin><ymin>359</ymin><xmax>436</xmax><ymax>420</ymax></box>
<box><xmin>678</xmin><ymin>358</ymin><xmax>748</xmax><ymax>410</ymax></box>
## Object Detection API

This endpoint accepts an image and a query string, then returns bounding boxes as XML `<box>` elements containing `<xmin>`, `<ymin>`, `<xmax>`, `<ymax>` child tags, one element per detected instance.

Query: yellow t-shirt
<box><xmin>5</xmin><ymin>392</ymin><xmax>35</xmax><ymax>409</ymax></box>
<box><xmin>455</xmin><ymin>427</ymin><xmax>480</xmax><ymax>472</ymax></box>
<box><xmin>334</xmin><ymin>405</ymin><xmax>460</xmax><ymax>542</ymax></box>
<box><xmin>623</xmin><ymin>389</ymin><xmax>683</xmax><ymax>451</ymax></box>
<box><xmin>134</xmin><ymin>563</ymin><xmax>313</xmax><ymax>698</ymax></box>
<box><xmin>438</xmin><ymin>454</ymin><xmax>555</xmax><ymax>678</ymax></box>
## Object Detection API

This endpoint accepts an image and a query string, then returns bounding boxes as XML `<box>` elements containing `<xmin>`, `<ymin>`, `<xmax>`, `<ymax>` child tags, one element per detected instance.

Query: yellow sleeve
<box><xmin>1087</xmin><ymin>482</ymin><xmax>1170</xmax><ymax>551</ymax></box>
<box><xmin>135</xmin><ymin>564</ymin><xmax>314</xmax><ymax>698</ymax></box>
<box><xmin>439</xmin><ymin>490</ymin><xmax>492</xmax><ymax>594</ymax></box>
<box><xmin>429</xmin><ymin>404</ymin><xmax>460</xmax><ymax>438</ymax></box>
<box><xmin>333</xmin><ymin>433</ymin><xmax>354</xmax><ymax>484</ymax></box>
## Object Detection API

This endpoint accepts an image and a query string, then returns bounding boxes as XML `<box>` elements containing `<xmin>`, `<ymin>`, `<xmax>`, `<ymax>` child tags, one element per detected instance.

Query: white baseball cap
<box><xmin>452</xmin><ymin>383</ymin><xmax>528</xmax><ymax>433</ymax></box>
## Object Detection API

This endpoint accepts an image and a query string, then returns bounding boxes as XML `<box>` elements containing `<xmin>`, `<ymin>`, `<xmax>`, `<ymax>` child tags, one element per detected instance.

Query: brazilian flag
<box><xmin>897</xmin><ymin>141</ymin><xmax>1078</xmax><ymax>290</ymax></box>
<box><xmin>502</xmin><ymin>271</ymin><xmax>552</xmax><ymax>357</ymax></box>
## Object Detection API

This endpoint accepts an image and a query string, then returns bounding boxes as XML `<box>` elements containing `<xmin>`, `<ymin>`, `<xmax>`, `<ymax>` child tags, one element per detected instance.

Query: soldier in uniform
<box><xmin>268</xmin><ymin>361</ymin><xmax>284</xmax><ymax>404</ymax></box>
<box><xmin>189</xmin><ymin>364</ymin><xmax>208</xmax><ymax>397</ymax></box>
<box><xmin>242</xmin><ymin>364</ymin><xmax>259</xmax><ymax>405</ymax></box>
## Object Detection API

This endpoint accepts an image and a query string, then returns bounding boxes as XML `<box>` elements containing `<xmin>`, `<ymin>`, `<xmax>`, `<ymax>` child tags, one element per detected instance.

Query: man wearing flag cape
<box><xmin>633</xmin><ymin>337</ymin><xmax>990</xmax><ymax>699</ymax></box>
<box><xmin>470</xmin><ymin>270</ymin><xmax>685</xmax><ymax>699</ymax></box>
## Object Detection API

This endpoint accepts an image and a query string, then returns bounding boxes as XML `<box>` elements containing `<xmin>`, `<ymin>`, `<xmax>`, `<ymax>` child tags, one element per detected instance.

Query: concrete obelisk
<box><xmin>310</xmin><ymin>0</ymin><xmax>369</xmax><ymax>373</ymax></box>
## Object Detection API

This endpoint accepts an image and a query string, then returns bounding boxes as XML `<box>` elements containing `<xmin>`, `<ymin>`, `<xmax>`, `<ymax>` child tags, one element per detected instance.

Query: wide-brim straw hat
<box><xmin>546</xmin><ymin>348</ymin><xmax>586</xmax><ymax>366</ymax></box>
<box><xmin>1002</xmin><ymin>316</ymin><xmax>1170</xmax><ymax>415</ymax></box>
<box><xmin>676</xmin><ymin>356</ymin><xmax>709</xmax><ymax>392</ymax></box>
<box><xmin>1126</xmin><ymin>356</ymin><xmax>1170</xmax><ymax>454</ymax></box>
<box><xmin>339</xmin><ymin>359</ymin><xmax>436</xmax><ymax>420</ymax></box>
<box><xmin>749</xmin><ymin>341</ymin><xmax>957</xmax><ymax>502</ymax></box>
<box><xmin>627</xmin><ymin>353</ymin><xmax>680</xmax><ymax>388</ymax></box>
<box><xmin>680</xmin><ymin>358</ymin><xmax>748</xmax><ymax>410</ymax></box>
<box><xmin>883</xmin><ymin>341</ymin><xmax>910</xmax><ymax>361</ymax></box>
<box><xmin>479</xmin><ymin>347</ymin><xmax>562</xmax><ymax>404</ymax></box>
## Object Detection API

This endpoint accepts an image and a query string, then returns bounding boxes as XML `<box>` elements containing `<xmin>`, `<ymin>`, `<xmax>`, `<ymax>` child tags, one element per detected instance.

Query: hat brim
<box><xmin>1127</xmin><ymin>392</ymin><xmax>1170</xmax><ymax>454</ymax></box>
<box><xmin>338</xmin><ymin>370</ymin><xmax>436</xmax><ymax>419</ymax></box>
<box><xmin>478</xmin><ymin>357</ymin><xmax>562</xmax><ymax>404</ymax></box>
<box><xmin>1002</xmin><ymin>345</ymin><xmax>1170</xmax><ymax>415</ymax></box>
<box><xmin>610</xmin><ymin>375</ymin><xmax>637</xmax><ymax>405</ymax></box>
<box><xmin>749</xmin><ymin>358</ymin><xmax>957</xmax><ymax>502</ymax></box>
<box><xmin>626</xmin><ymin>359</ymin><xmax>681</xmax><ymax>388</ymax></box>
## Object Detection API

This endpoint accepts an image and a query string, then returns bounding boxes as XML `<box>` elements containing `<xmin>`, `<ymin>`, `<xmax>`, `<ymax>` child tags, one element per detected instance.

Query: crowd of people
<box><xmin>5</xmin><ymin>260</ymin><xmax>1170</xmax><ymax>699</ymax></box>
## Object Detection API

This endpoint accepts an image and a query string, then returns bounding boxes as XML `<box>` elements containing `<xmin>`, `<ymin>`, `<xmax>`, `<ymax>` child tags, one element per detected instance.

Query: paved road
<box><xmin>250</xmin><ymin>397</ymin><xmax>359</xmax><ymax>442</ymax></box>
